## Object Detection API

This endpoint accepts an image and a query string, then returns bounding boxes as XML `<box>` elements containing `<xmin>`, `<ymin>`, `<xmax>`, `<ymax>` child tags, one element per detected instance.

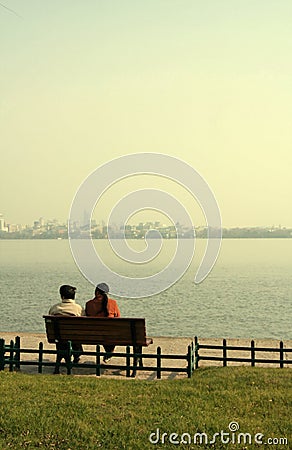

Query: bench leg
<box><xmin>54</xmin><ymin>343</ymin><xmax>64</xmax><ymax>374</ymax></box>
<box><xmin>131</xmin><ymin>346</ymin><xmax>143</xmax><ymax>377</ymax></box>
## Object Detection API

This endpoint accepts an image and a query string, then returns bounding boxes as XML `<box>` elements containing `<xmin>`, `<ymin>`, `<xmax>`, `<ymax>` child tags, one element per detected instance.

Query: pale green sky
<box><xmin>1</xmin><ymin>0</ymin><xmax>291</xmax><ymax>227</ymax></box>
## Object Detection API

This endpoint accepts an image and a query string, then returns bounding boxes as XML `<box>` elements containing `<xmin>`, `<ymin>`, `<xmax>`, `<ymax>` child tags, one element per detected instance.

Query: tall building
<box><xmin>0</xmin><ymin>214</ymin><xmax>8</xmax><ymax>232</ymax></box>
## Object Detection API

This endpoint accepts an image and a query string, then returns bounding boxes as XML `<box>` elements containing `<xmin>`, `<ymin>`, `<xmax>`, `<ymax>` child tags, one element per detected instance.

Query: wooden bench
<box><xmin>43</xmin><ymin>315</ymin><xmax>153</xmax><ymax>376</ymax></box>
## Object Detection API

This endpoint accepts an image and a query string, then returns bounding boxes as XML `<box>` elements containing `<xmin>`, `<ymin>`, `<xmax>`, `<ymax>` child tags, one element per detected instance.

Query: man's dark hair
<box><xmin>59</xmin><ymin>285</ymin><xmax>76</xmax><ymax>299</ymax></box>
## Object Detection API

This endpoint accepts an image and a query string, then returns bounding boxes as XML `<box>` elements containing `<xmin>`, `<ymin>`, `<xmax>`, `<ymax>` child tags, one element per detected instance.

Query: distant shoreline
<box><xmin>1</xmin><ymin>225</ymin><xmax>292</xmax><ymax>240</ymax></box>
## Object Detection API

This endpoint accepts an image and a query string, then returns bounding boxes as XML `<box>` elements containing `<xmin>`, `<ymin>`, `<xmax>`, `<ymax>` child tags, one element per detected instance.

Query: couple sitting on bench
<box><xmin>48</xmin><ymin>282</ymin><xmax>120</xmax><ymax>372</ymax></box>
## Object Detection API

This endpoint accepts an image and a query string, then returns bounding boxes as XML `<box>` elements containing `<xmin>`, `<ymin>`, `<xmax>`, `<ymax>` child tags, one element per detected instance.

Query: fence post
<box><xmin>66</xmin><ymin>341</ymin><xmax>72</xmax><ymax>375</ymax></box>
<box><xmin>194</xmin><ymin>336</ymin><xmax>199</xmax><ymax>370</ymax></box>
<box><xmin>279</xmin><ymin>341</ymin><xmax>284</xmax><ymax>369</ymax></box>
<box><xmin>223</xmin><ymin>339</ymin><xmax>227</xmax><ymax>367</ymax></box>
<box><xmin>38</xmin><ymin>342</ymin><xmax>43</xmax><ymax>374</ymax></box>
<box><xmin>126</xmin><ymin>345</ymin><xmax>131</xmax><ymax>378</ymax></box>
<box><xmin>251</xmin><ymin>340</ymin><xmax>255</xmax><ymax>367</ymax></box>
<box><xmin>9</xmin><ymin>340</ymin><xmax>14</xmax><ymax>372</ymax></box>
<box><xmin>156</xmin><ymin>347</ymin><xmax>162</xmax><ymax>379</ymax></box>
<box><xmin>95</xmin><ymin>344</ymin><xmax>101</xmax><ymax>376</ymax></box>
<box><xmin>0</xmin><ymin>339</ymin><xmax>5</xmax><ymax>371</ymax></box>
<box><xmin>187</xmin><ymin>344</ymin><xmax>193</xmax><ymax>378</ymax></box>
<box><xmin>15</xmin><ymin>336</ymin><xmax>21</xmax><ymax>370</ymax></box>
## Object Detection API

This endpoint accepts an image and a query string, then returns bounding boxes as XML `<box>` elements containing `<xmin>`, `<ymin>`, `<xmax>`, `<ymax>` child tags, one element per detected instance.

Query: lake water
<box><xmin>0</xmin><ymin>239</ymin><xmax>291</xmax><ymax>339</ymax></box>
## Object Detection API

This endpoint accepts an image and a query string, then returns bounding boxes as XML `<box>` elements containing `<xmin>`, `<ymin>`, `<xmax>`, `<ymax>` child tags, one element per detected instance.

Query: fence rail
<box><xmin>0</xmin><ymin>337</ymin><xmax>195</xmax><ymax>379</ymax></box>
<box><xmin>194</xmin><ymin>337</ymin><xmax>292</xmax><ymax>369</ymax></box>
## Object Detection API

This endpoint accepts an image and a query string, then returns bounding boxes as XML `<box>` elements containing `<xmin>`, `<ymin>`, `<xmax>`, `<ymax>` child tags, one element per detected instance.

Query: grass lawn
<box><xmin>0</xmin><ymin>367</ymin><xmax>291</xmax><ymax>449</ymax></box>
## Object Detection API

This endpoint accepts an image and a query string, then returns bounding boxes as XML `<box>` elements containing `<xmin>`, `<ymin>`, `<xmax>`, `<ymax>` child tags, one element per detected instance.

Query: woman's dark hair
<box><xmin>60</xmin><ymin>285</ymin><xmax>76</xmax><ymax>299</ymax></box>
<box><xmin>95</xmin><ymin>287</ymin><xmax>109</xmax><ymax>317</ymax></box>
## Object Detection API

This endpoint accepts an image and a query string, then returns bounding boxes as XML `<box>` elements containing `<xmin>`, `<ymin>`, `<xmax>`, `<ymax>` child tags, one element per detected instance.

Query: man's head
<box><xmin>59</xmin><ymin>285</ymin><xmax>76</xmax><ymax>300</ymax></box>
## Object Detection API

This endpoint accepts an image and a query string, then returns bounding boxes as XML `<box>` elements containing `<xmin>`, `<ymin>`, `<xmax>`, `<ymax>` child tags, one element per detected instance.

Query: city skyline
<box><xmin>0</xmin><ymin>212</ymin><xmax>291</xmax><ymax>231</ymax></box>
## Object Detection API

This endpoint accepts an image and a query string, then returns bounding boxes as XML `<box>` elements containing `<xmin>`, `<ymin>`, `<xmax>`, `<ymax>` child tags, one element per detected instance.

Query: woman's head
<box><xmin>95</xmin><ymin>282</ymin><xmax>109</xmax><ymax>316</ymax></box>
<box><xmin>95</xmin><ymin>282</ymin><xmax>109</xmax><ymax>295</ymax></box>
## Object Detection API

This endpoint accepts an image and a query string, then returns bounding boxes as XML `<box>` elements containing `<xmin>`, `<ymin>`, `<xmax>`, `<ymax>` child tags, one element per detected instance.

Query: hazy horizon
<box><xmin>1</xmin><ymin>1</ymin><xmax>292</xmax><ymax>229</ymax></box>
<box><xmin>0</xmin><ymin>211</ymin><xmax>290</xmax><ymax>231</ymax></box>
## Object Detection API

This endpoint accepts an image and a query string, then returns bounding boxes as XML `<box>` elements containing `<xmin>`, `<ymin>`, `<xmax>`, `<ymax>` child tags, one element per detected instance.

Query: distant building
<box><xmin>7</xmin><ymin>224</ymin><xmax>19</xmax><ymax>233</ymax></box>
<box><xmin>0</xmin><ymin>214</ymin><xmax>8</xmax><ymax>232</ymax></box>
<box><xmin>39</xmin><ymin>217</ymin><xmax>45</xmax><ymax>227</ymax></box>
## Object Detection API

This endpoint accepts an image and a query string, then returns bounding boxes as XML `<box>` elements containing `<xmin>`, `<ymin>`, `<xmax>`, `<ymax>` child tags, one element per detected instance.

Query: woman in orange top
<box><xmin>85</xmin><ymin>282</ymin><xmax>120</xmax><ymax>362</ymax></box>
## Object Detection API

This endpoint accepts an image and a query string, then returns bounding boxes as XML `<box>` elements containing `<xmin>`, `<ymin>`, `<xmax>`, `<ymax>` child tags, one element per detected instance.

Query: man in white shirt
<box><xmin>49</xmin><ymin>285</ymin><xmax>84</xmax><ymax>373</ymax></box>
<box><xmin>49</xmin><ymin>285</ymin><xmax>85</xmax><ymax>316</ymax></box>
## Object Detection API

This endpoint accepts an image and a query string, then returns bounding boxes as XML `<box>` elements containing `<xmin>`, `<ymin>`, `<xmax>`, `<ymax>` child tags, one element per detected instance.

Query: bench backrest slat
<box><xmin>43</xmin><ymin>316</ymin><xmax>149</xmax><ymax>346</ymax></box>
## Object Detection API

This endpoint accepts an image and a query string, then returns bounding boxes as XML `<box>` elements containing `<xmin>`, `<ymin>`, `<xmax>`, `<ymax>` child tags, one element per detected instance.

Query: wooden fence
<box><xmin>0</xmin><ymin>337</ymin><xmax>195</xmax><ymax>379</ymax></box>
<box><xmin>1</xmin><ymin>337</ymin><xmax>291</xmax><ymax>378</ymax></box>
<box><xmin>194</xmin><ymin>337</ymin><xmax>292</xmax><ymax>368</ymax></box>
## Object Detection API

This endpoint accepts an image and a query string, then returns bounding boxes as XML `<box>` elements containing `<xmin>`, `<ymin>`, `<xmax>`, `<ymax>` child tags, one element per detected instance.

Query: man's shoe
<box><xmin>103</xmin><ymin>356</ymin><xmax>112</xmax><ymax>364</ymax></box>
